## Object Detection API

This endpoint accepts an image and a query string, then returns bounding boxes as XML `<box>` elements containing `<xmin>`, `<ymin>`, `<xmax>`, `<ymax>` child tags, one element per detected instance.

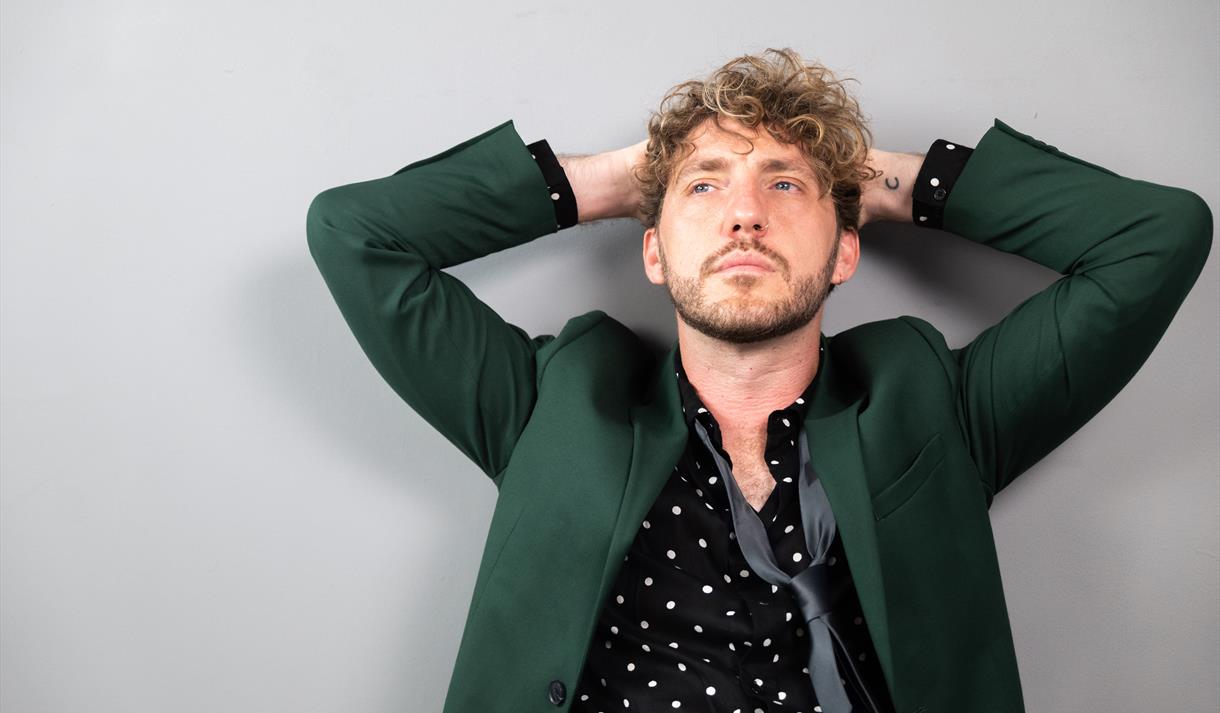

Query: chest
<box><xmin>721</xmin><ymin>429</ymin><xmax>775</xmax><ymax>511</ymax></box>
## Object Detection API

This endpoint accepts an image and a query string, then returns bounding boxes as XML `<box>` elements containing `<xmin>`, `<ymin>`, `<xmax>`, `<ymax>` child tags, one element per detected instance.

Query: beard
<box><xmin>658</xmin><ymin>234</ymin><xmax>839</xmax><ymax>345</ymax></box>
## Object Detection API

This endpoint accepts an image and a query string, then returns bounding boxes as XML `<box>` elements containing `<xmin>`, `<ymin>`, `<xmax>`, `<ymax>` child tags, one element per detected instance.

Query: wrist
<box><xmin>560</xmin><ymin>147</ymin><xmax>641</xmax><ymax>224</ymax></box>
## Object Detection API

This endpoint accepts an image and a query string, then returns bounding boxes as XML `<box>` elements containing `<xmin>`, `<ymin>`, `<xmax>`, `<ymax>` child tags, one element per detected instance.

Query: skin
<box><xmin>558</xmin><ymin>117</ymin><xmax>922</xmax><ymax>509</ymax></box>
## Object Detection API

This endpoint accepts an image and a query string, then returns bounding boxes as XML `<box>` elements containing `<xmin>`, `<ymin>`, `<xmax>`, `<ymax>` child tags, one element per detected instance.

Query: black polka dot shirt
<box><xmin>569</xmin><ymin>350</ymin><xmax>894</xmax><ymax>713</ymax></box>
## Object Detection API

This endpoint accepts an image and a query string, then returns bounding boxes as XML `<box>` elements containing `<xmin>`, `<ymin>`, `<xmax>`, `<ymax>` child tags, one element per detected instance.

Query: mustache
<box><xmin>700</xmin><ymin>238</ymin><xmax>789</xmax><ymax>278</ymax></box>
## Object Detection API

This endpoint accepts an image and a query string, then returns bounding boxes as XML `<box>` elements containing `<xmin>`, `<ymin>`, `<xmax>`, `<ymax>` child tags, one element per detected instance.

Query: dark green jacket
<box><xmin>306</xmin><ymin>118</ymin><xmax>1211</xmax><ymax>712</ymax></box>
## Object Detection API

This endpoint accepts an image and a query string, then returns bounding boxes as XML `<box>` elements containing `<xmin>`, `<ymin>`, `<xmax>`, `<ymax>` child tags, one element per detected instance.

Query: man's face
<box><xmin>642</xmin><ymin>117</ymin><xmax>860</xmax><ymax>344</ymax></box>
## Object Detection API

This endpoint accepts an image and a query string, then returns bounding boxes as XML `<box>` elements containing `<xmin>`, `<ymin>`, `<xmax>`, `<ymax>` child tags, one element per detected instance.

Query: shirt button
<box><xmin>933</xmin><ymin>187</ymin><xmax>947</xmax><ymax>201</ymax></box>
<box><xmin>548</xmin><ymin>680</ymin><xmax>566</xmax><ymax>705</ymax></box>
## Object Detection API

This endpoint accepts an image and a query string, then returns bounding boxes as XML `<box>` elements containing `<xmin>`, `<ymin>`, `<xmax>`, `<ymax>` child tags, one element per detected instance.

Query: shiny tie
<box><xmin>692</xmin><ymin>420</ymin><xmax>881</xmax><ymax>713</ymax></box>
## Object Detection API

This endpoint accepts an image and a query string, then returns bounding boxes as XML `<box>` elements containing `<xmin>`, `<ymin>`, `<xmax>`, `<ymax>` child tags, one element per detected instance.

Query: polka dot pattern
<box><xmin>571</xmin><ymin>350</ymin><xmax>891</xmax><ymax>711</ymax></box>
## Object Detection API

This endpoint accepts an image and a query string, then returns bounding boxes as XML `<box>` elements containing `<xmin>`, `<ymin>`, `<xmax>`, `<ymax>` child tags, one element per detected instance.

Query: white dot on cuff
<box><xmin>918</xmin><ymin>215</ymin><xmax>927</xmax><ymax>222</ymax></box>
<box><xmin>946</xmin><ymin>144</ymin><xmax>955</xmax><ymax>150</ymax></box>
<box><xmin>929</xmin><ymin>177</ymin><xmax>940</xmax><ymax>187</ymax></box>
<box><xmin>551</xmin><ymin>192</ymin><xmax>560</xmax><ymax>200</ymax></box>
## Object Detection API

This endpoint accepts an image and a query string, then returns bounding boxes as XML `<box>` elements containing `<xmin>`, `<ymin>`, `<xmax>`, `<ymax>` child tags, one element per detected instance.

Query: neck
<box><xmin>677</xmin><ymin>312</ymin><xmax>824</xmax><ymax>434</ymax></box>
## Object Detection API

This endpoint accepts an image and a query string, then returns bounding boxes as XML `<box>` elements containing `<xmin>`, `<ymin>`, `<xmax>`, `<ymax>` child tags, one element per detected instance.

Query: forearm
<box><xmin>558</xmin><ymin>140</ymin><xmax>647</xmax><ymax>224</ymax></box>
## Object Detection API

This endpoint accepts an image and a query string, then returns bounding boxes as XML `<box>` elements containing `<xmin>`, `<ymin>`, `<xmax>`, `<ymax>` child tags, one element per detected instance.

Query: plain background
<box><xmin>2</xmin><ymin>1</ymin><xmax>1217</xmax><ymax>711</ymax></box>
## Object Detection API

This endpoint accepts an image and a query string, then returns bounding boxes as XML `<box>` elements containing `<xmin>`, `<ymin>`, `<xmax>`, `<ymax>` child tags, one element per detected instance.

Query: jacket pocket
<box><xmin>872</xmin><ymin>433</ymin><xmax>945</xmax><ymax>521</ymax></box>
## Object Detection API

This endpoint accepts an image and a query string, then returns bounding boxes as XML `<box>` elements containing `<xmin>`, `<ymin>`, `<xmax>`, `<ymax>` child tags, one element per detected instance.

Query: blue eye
<box><xmin>774</xmin><ymin>181</ymin><xmax>796</xmax><ymax>191</ymax></box>
<box><xmin>691</xmin><ymin>182</ymin><xmax>711</xmax><ymax>194</ymax></box>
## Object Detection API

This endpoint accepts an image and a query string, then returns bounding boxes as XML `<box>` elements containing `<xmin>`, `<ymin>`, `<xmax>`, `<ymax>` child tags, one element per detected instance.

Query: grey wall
<box><xmin>2</xmin><ymin>1</ymin><xmax>1216</xmax><ymax>711</ymax></box>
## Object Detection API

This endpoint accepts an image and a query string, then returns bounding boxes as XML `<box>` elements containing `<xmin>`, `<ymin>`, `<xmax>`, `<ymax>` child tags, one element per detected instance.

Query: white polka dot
<box><xmin>769</xmin><ymin>459</ymin><xmax>779</xmax><ymax>465</ymax></box>
<box><xmin>739</xmin><ymin>569</ymin><xmax>749</xmax><ymax>577</ymax></box>
<box><xmin>946</xmin><ymin>143</ymin><xmax>956</xmax><ymax>150</ymax></box>
<box><xmin>918</xmin><ymin>215</ymin><xmax>927</xmax><ymax>222</ymax></box>
<box><xmin>771</xmin><ymin>585</ymin><xmax>779</xmax><ymax>593</ymax></box>
<box><xmin>671</xmin><ymin>702</ymin><xmax>681</xmax><ymax>709</ymax></box>
<box><xmin>725</xmin><ymin>610</ymin><xmax>736</xmax><ymax>616</ymax></box>
<box><xmin>777</xmin><ymin>691</ymin><xmax>786</xmax><ymax>700</ymax></box>
<box><xmin>627</xmin><ymin>662</ymin><xmax>635</xmax><ymax>671</ymax></box>
<box><xmin>694</xmin><ymin>624</ymin><xmax>703</xmax><ymax>632</ymax></box>
<box><xmin>695</xmin><ymin>489</ymin><xmax>703</xmax><ymax>496</ymax></box>
<box><xmin>696</xmin><ymin>407</ymin><xmax>707</xmax><ymax>414</ymax></box>
<box><xmin>698</xmin><ymin>538</ymin><xmax>707</xmax><ymax>548</ymax></box>
<box><xmin>666</xmin><ymin>600</ymin><xmax>676</xmax><ymax>610</ymax></box>
<box><xmin>624</xmin><ymin>698</ymin><xmax>630</xmax><ymax>707</ymax></box>
<box><xmin>669</xmin><ymin>642</ymin><xmax>678</xmax><ymax>648</ymax></box>
<box><xmin>644</xmin><ymin>577</ymin><xmax>654</xmax><ymax>586</ymax></box>
<box><xmin>677</xmin><ymin>662</ymin><xmax>686</xmax><ymax>671</ymax></box>
<box><xmin>754</xmin><ymin>678</ymin><xmax>764</xmax><ymax>687</ymax></box>
<box><xmin>581</xmin><ymin>694</ymin><xmax>589</xmax><ymax>701</ymax></box>
<box><xmin>705</xmin><ymin>686</ymin><xmax>717</xmax><ymax>695</ymax></box>
<box><xmin>728</xmin><ymin>642</ymin><xmax>736</xmax><ymax>651</ymax></box>
<box><xmin>763</xmin><ymin>638</ymin><xmax>772</xmax><ymax>647</ymax></box>
<box><xmin>642</xmin><ymin>520</ymin><xmax>650</xmax><ymax>529</ymax></box>
<box><xmin>723</xmin><ymin>574</ymin><xmax>732</xmax><ymax>583</ymax></box>
<box><xmin>702</xmin><ymin>585</ymin><xmax>713</xmax><ymax>594</ymax></box>
<box><xmin>617</xmin><ymin>595</ymin><xmax>625</xmax><ymax>604</ymax></box>
<box><xmin>551</xmin><ymin>192</ymin><xmax>561</xmax><ymax>200</ymax></box>
<box><xmin>782</xmin><ymin>477</ymin><xmax>793</xmax><ymax>483</ymax></box>
<box><xmin>611</xmin><ymin>626</ymin><xmax>619</xmax><ymax>634</ymax></box>
<box><xmin>642</xmin><ymin>644</ymin><xmax>651</xmax><ymax>652</ymax></box>
<box><xmin>781</xmin><ymin>418</ymin><xmax>790</xmax><ymax>427</ymax></box>
<box><xmin>929</xmin><ymin>177</ymin><xmax>940</xmax><ymax>187</ymax></box>
<box><xmin>786</xmin><ymin>612</ymin><xmax>793</xmax><ymax>621</ymax></box>
<box><xmin>773</xmin><ymin>654</ymin><xmax>780</xmax><ymax>663</ymax></box>
<box><xmin>709</xmin><ymin>476</ymin><xmax>718</xmax><ymax>484</ymax></box>
<box><xmin>784</xmin><ymin>524</ymin><xmax>795</xmax><ymax>533</ymax></box>
<box><xmin>648</xmin><ymin>680</ymin><xmax>657</xmax><ymax>688</ymax></box>
<box><xmin>672</xmin><ymin>506</ymin><xmax>682</xmax><ymax>515</ymax></box>
<box><xmin>666</xmin><ymin>549</ymin><xmax>677</xmax><ymax>560</ymax></box>
<box><xmin>640</xmin><ymin>621</ymin><xmax>649</xmax><ymax>629</ymax></box>
<box><xmin>605</xmin><ymin>640</ymin><xmax>612</xmax><ymax>648</ymax></box>
<box><xmin>792</xmin><ymin>552</ymin><xmax>802</xmax><ymax>562</ymax></box>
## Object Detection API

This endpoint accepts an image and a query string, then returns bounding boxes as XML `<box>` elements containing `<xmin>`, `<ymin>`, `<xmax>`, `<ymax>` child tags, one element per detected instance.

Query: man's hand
<box><xmin>857</xmin><ymin>149</ymin><xmax>925</xmax><ymax>227</ymax></box>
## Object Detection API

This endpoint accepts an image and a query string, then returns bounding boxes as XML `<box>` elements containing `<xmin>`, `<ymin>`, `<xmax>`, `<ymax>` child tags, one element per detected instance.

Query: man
<box><xmin>306</xmin><ymin>48</ymin><xmax>1211</xmax><ymax>713</ymax></box>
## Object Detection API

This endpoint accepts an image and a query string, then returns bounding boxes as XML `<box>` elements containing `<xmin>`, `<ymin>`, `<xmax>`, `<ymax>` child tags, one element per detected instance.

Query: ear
<box><xmin>831</xmin><ymin>226</ymin><xmax>861</xmax><ymax>285</ymax></box>
<box><xmin>642</xmin><ymin>226</ymin><xmax>666</xmax><ymax>285</ymax></box>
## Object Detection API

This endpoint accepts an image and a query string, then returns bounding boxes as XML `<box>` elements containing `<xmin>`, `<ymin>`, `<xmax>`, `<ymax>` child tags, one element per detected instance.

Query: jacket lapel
<box><xmin>611</xmin><ymin>342</ymin><xmax>688</xmax><ymax>567</ymax></box>
<box><xmin>803</xmin><ymin>336</ymin><xmax>893</xmax><ymax>683</ymax></box>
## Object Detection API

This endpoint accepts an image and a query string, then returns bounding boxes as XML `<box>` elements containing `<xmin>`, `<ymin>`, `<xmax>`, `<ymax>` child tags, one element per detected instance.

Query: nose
<box><xmin>723</xmin><ymin>182</ymin><xmax>769</xmax><ymax>241</ymax></box>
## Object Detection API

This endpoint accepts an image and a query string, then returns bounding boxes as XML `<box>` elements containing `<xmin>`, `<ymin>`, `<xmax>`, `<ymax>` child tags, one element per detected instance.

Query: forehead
<box><xmin>682</xmin><ymin>117</ymin><xmax>804</xmax><ymax>160</ymax></box>
<box><xmin>672</xmin><ymin>118</ymin><xmax>816</xmax><ymax>179</ymax></box>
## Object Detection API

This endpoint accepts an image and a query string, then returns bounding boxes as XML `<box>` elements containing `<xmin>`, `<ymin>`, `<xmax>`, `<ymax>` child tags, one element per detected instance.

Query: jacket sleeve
<box><xmin>305</xmin><ymin>120</ymin><xmax>563</xmax><ymax>484</ymax></box>
<box><xmin>939</xmin><ymin>119</ymin><xmax>1213</xmax><ymax>504</ymax></box>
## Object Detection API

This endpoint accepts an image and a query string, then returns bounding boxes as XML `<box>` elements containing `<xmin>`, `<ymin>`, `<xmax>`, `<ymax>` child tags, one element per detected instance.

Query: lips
<box><xmin>715</xmin><ymin>254</ymin><xmax>775</xmax><ymax>273</ymax></box>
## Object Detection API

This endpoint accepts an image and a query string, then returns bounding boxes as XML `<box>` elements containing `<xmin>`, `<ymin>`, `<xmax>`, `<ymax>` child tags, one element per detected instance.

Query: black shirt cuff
<box><xmin>912</xmin><ymin>139</ymin><xmax>975</xmax><ymax>229</ymax></box>
<box><xmin>526</xmin><ymin>139</ymin><xmax>578</xmax><ymax>230</ymax></box>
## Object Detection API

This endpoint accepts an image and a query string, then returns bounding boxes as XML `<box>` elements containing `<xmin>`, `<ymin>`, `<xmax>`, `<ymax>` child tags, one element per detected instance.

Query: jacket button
<box><xmin>548</xmin><ymin>680</ymin><xmax>566</xmax><ymax>706</ymax></box>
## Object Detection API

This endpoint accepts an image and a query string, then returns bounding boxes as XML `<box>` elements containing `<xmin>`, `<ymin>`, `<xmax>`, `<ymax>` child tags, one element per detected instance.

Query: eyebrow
<box><xmin>672</xmin><ymin>155</ymin><xmax>819</xmax><ymax>186</ymax></box>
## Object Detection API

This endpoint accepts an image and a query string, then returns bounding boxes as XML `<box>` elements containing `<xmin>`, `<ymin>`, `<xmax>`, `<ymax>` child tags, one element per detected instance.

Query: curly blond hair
<box><xmin>633</xmin><ymin>48</ymin><xmax>880</xmax><ymax>231</ymax></box>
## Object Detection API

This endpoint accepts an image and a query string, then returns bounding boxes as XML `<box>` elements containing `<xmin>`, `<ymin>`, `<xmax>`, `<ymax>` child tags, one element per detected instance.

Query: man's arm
<box><xmin>896</xmin><ymin>120</ymin><xmax>1212</xmax><ymax>503</ymax></box>
<box><xmin>306</xmin><ymin>120</ymin><xmax>641</xmax><ymax>483</ymax></box>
